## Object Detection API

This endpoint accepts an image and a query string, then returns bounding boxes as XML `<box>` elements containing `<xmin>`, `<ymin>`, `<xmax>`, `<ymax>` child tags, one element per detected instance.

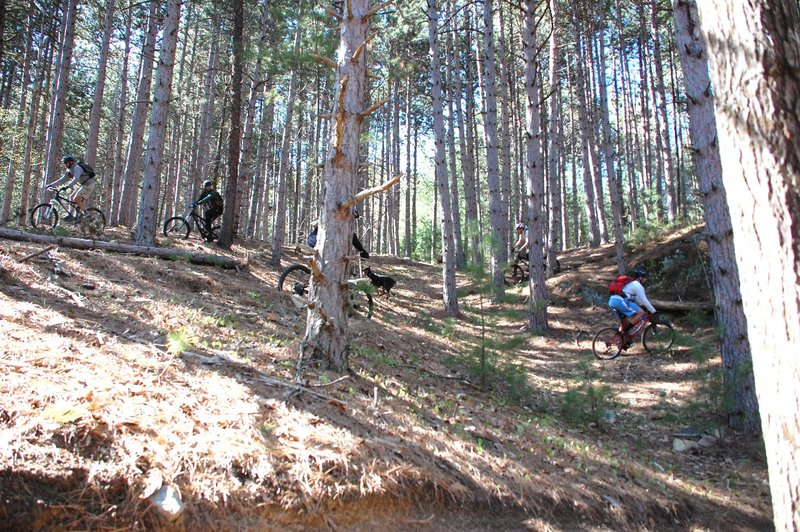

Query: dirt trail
<box><xmin>0</xmin><ymin>226</ymin><xmax>772</xmax><ymax>530</ymax></box>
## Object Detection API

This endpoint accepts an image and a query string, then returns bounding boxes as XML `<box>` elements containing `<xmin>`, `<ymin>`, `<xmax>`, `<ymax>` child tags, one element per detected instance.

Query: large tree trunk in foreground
<box><xmin>695</xmin><ymin>1</ymin><xmax>800</xmax><ymax>528</ymax></box>
<box><xmin>299</xmin><ymin>0</ymin><xmax>372</xmax><ymax>373</ymax></box>
<box><xmin>673</xmin><ymin>0</ymin><xmax>759</xmax><ymax>434</ymax></box>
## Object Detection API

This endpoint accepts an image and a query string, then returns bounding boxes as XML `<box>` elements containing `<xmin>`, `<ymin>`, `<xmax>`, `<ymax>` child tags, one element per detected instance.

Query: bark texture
<box><xmin>695</xmin><ymin>1</ymin><xmax>800</xmax><ymax>527</ymax></box>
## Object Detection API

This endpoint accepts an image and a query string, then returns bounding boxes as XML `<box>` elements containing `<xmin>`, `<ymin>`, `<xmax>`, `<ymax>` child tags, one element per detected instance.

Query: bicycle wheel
<box><xmin>163</xmin><ymin>216</ymin><xmax>191</xmax><ymax>239</ymax></box>
<box><xmin>79</xmin><ymin>208</ymin><xmax>106</xmax><ymax>237</ymax></box>
<box><xmin>30</xmin><ymin>204</ymin><xmax>58</xmax><ymax>230</ymax></box>
<box><xmin>643</xmin><ymin>322</ymin><xmax>675</xmax><ymax>354</ymax></box>
<box><xmin>278</xmin><ymin>263</ymin><xmax>311</xmax><ymax>294</ymax></box>
<box><xmin>592</xmin><ymin>327</ymin><xmax>624</xmax><ymax>360</ymax></box>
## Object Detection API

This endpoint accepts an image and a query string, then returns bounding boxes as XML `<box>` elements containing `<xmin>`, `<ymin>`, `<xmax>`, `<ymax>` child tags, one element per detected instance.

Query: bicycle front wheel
<box><xmin>30</xmin><ymin>204</ymin><xmax>58</xmax><ymax>230</ymax></box>
<box><xmin>278</xmin><ymin>263</ymin><xmax>311</xmax><ymax>294</ymax></box>
<box><xmin>163</xmin><ymin>216</ymin><xmax>191</xmax><ymax>239</ymax></box>
<box><xmin>80</xmin><ymin>208</ymin><xmax>106</xmax><ymax>237</ymax></box>
<box><xmin>643</xmin><ymin>322</ymin><xmax>675</xmax><ymax>354</ymax></box>
<box><xmin>592</xmin><ymin>327</ymin><xmax>624</xmax><ymax>360</ymax></box>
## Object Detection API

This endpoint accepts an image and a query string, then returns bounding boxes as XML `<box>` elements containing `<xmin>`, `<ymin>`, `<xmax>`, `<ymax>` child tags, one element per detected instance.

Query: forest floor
<box><xmin>0</xmin><ymin>222</ymin><xmax>773</xmax><ymax>531</ymax></box>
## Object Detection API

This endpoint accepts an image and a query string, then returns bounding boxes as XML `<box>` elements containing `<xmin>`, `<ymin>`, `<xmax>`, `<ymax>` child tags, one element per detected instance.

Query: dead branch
<box><xmin>351</xmin><ymin>33</ymin><xmax>375</xmax><ymax>63</ymax></box>
<box><xmin>18</xmin><ymin>244</ymin><xmax>57</xmax><ymax>263</ymax></box>
<box><xmin>310</xmin><ymin>52</ymin><xmax>337</xmax><ymax>69</ymax></box>
<box><xmin>359</xmin><ymin>97</ymin><xmax>389</xmax><ymax>120</ymax></box>
<box><xmin>339</xmin><ymin>174</ymin><xmax>401</xmax><ymax>212</ymax></box>
<box><xmin>0</xmin><ymin>228</ymin><xmax>244</xmax><ymax>270</ymax></box>
<box><xmin>346</xmin><ymin>0</ymin><xmax>352</xmax><ymax>19</ymax></box>
<box><xmin>321</xmin><ymin>4</ymin><xmax>342</xmax><ymax>20</ymax></box>
<box><xmin>362</xmin><ymin>1</ymin><xmax>392</xmax><ymax>21</ymax></box>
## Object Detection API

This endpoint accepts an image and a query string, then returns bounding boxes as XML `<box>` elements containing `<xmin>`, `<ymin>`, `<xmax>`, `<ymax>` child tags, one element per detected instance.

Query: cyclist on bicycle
<box><xmin>608</xmin><ymin>268</ymin><xmax>657</xmax><ymax>342</ymax></box>
<box><xmin>47</xmin><ymin>155</ymin><xmax>96</xmax><ymax>217</ymax></box>
<box><xmin>193</xmin><ymin>179</ymin><xmax>223</xmax><ymax>242</ymax></box>
<box><xmin>513</xmin><ymin>222</ymin><xmax>529</xmax><ymax>262</ymax></box>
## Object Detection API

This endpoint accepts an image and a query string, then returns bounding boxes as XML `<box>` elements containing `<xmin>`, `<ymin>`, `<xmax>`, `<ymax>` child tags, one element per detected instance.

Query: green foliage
<box><xmin>167</xmin><ymin>329</ymin><xmax>192</xmax><ymax>356</ymax></box>
<box><xmin>558</xmin><ymin>357</ymin><xmax>617</xmax><ymax>427</ymax></box>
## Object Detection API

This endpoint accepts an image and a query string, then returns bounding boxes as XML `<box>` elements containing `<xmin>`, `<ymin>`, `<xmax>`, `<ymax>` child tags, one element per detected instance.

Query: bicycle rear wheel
<box><xmin>30</xmin><ymin>204</ymin><xmax>58</xmax><ymax>230</ymax></box>
<box><xmin>163</xmin><ymin>216</ymin><xmax>191</xmax><ymax>239</ymax></box>
<box><xmin>643</xmin><ymin>322</ymin><xmax>675</xmax><ymax>354</ymax></box>
<box><xmin>592</xmin><ymin>327</ymin><xmax>624</xmax><ymax>360</ymax></box>
<box><xmin>80</xmin><ymin>208</ymin><xmax>106</xmax><ymax>237</ymax></box>
<box><xmin>278</xmin><ymin>264</ymin><xmax>311</xmax><ymax>294</ymax></box>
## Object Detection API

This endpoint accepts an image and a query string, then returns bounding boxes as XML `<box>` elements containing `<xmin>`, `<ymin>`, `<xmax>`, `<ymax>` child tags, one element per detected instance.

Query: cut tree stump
<box><xmin>0</xmin><ymin>227</ymin><xmax>243</xmax><ymax>270</ymax></box>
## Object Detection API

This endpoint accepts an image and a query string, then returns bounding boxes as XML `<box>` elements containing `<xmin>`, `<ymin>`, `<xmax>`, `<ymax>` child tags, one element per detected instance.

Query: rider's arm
<box><xmin>65</xmin><ymin>165</ymin><xmax>83</xmax><ymax>188</ymax></box>
<box><xmin>627</xmin><ymin>281</ymin><xmax>657</xmax><ymax>314</ymax></box>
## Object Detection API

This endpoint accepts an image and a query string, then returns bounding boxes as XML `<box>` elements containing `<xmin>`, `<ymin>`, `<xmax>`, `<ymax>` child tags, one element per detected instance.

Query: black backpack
<box><xmin>78</xmin><ymin>161</ymin><xmax>96</xmax><ymax>181</ymax></box>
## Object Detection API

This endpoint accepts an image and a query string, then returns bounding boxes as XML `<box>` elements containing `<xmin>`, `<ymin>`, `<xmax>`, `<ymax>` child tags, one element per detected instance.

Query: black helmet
<box><xmin>203</xmin><ymin>179</ymin><xmax>213</xmax><ymax>187</ymax></box>
<box><xmin>62</xmin><ymin>155</ymin><xmax>75</xmax><ymax>163</ymax></box>
<box><xmin>516</xmin><ymin>222</ymin><xmax>527</xmax><ymax>231</ymax></box>
<box><xmin>629</xmin><ymin>268</ymin><xmax>648</xmax><ymax>279</ymax></box>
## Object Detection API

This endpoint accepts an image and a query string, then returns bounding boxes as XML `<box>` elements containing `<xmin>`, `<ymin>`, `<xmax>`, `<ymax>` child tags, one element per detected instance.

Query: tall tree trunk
<box><xmin>428</xmin><ymin>0</ymin><xmax>458</xmax><ymax>316</ymax></box>
<box><xmin>84</xmin><ymin>0</ymin><xmax>115</xmax><ymax>166</ymax></box>
<box><xmin>546</xmin><ymin>0</ymin><xmax>562</xmax><ymax>269</ymax></box>
<box><xmin>522</xmin><ymin>0</ymin><xmax>548</xmax><ymax>332</ymax></box>
<box><xmin>42</xmin><ymin>0</ymin><xmax>77</xmax><ymax>192</ymax></box>
<box><xmin>299</xmin><ymin>0</ymin><xmax>372</xmax><ymax>373</ymax></box>
<box><xmin>596</xmin><ymin>25</ymin><xmax>626</xmax><ymax>272</ymax></box>
<box><xmin>673</xmin><ymin>0</ymin><xmax>759</xmax><ymax>435</ymax></box>
<box><xmin>118</xmin><ymin>3</ymin><xmax>158</xmax><ymax>226</ymax></box>
<box><xmin>695</xmin><ymin>2</ymin><xmax>800</xmax><ymax>527</ymax></box>
<box><xmin>651</xmin><ymin>2</ymin><xmax>677</xmax><ymax>222</ymax></box>
<box><xmin>134</xmin><ymin>0</ymin><xmax>181</xmax><ymax>247</ymax></box>
<box><xmin>218</xmin><ymin>0</ymin><xmax>244</xmax><ymax>249</ymax></box>
<box><xmin>270</xmin><ymin>27</ymin><xmax>301</xmax><ymax>266</ymax></box>
<box><xmin>481</xmin><ymin>0</ymin><xmax>505</xmax><ymax>301</ymax></box>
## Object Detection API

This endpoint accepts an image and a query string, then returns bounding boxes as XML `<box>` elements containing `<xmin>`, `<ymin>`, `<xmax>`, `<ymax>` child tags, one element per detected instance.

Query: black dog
<box><xmin>363</xmin><ymin>266</ymin><xmax>396</xmax><ymax>298</ymax></box>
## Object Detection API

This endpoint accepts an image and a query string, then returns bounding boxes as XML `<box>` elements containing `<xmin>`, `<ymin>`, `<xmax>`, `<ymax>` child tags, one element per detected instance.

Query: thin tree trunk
<box><xmin>427</xmin><ymin>0</ymin><xmax>458</xmax><ymax>316</ymax></box>
<box><xmin>270</xmin><ymin>27</ymin><xmax>301</xmax><ymax>266</ymax></box>
<box><xmin>481</xmin><ymin>0</ymin><xmax>505</xmax><ymax>301</ymax></box>
<box><xmin>84</xmin><ymin>0</ymin><xmax>115</xmax><ymax>166</ymax></box>
<box><xmin>118</xmin><ymin>2</ymin><xmax>158</xmax><ymax>226</ymax></box>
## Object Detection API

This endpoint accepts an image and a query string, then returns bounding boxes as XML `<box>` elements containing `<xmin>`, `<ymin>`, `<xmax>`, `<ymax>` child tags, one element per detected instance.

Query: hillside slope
<box><xmin>0</xmin><ymin>226</ymin><xmax>772</xmax><ymax>530</ymax></box>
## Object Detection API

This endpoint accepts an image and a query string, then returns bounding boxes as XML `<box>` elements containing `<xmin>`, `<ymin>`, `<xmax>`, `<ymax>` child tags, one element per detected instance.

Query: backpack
<box><xmin>77</xmin><ymin>161</ymin><xmax>96</xmax><ymax>182</ymax></box>
<box><xmin>609</xmin><ymin>275</ymin><xmax>634</xmax><ymax>296</ymax></box>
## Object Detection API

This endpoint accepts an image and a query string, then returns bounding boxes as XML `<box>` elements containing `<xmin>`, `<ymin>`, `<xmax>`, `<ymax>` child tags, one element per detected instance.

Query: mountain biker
<box><xmin>306</xmin><ymin>209</ymin><xmax>369</xmax><ymax>259</ymax></box>
<box><xmin>608</xmin><ymin>268</ymin><xmax>657</xmax><ymax>342</ymax></box>
<box><xmin>193</xmin><ymin>179</ymin><xmax>223</xmax><ymax>242</ymax></box>
<box><xmin>47</xmin><ymin>155</ymin><xmax>96</xmax><ymax>216</ymax></box>
<box><xmin>513</xmin><ymin>222</ymin><xmax>529</xmax><ymax>262</ymax></box>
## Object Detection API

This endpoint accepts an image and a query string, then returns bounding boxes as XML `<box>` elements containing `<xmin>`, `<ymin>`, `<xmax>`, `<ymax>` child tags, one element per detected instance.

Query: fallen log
<box><xmin>0</xmin><ymin>227</ymin><xmax>243</xmax><ymax>270</ymax></box>
<box><xmin>649</xmin><ymin>298</ymin><xmax>713</xmax><ymax>312</ymax></box>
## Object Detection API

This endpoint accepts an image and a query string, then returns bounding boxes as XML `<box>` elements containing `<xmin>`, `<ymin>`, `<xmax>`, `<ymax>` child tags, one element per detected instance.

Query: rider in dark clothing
<box><xmin>194</xmin><ymin>179</ymin><xmax>223</xmax><ymax>241</ymax></box>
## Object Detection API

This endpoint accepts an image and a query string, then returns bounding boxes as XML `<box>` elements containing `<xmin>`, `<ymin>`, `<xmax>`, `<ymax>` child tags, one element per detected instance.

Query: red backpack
<box><xmin>609</xmin><ymin>275</ymin><xmax>634</xmax><ymax>296</ymax></box>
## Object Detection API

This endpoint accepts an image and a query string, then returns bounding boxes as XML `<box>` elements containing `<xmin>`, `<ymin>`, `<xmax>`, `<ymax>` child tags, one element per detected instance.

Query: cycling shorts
<box><xmin>608</xmin><ymin>294</ymin><xmax>641</xmax><ymax>317</ymax></box>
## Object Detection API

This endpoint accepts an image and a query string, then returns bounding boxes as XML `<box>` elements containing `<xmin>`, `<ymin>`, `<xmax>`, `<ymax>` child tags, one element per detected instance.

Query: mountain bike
<box><xmin>30</xmin><ymin>186</ymin><xmax>106</xmax><ymax>237</ymax></box>
<box><xmin>592</xmin><ymin>312</ymin><xmax>675</xmax><ymax>360</ymax></box>
<box><xmin>163</xmin><ymin>203</ymin><xmax>220</xmax><ymax>242</ymax></box>
<box><xmin>505</xmin><ymin>253</ymin><xmax>561</xmax><ymax>284</ymax></box>
<box><xmin>278</xmin><ymin>250</ymin><xmax>374</xmax><ymax>319</ymax></box>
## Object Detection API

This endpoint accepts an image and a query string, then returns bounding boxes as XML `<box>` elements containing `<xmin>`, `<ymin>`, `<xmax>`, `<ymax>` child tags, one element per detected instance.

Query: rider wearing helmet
<box><xmin>513</xmin><ymin>222</ymin><xmax>529</xmax><ymax>261</ymax></box>
<box><xmin>193</xmin><ymin>179</ymin><xmax>224</xmax><ymax>242</ymax></box>
<box><xmin>47</xmin><ymin>155</ymin><xmax>96</xmax><ymax>214</ymax></box>
<box><xmin>608</xmin><ymin>268</ymin><xmax>657</xmax><ymax>338</ymax></box>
